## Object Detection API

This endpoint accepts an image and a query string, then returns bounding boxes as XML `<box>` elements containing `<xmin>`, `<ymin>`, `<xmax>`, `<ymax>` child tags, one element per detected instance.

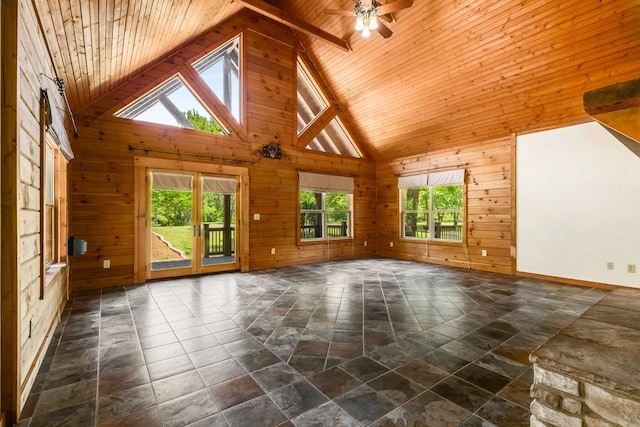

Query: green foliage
<box><xmin>300</xmin><ymin>191</ymin><xmax>350</xmax><ymax>211</ymax></box>
<box><xmin>202</xmin><ymin>193</ymin><xmax>236</xmax><ymax>223</ymax></box>
<box><xmin>300</xmin><ymin>191</ymin><xmax>350</xmax><ymax>238</ymax></box>
<box><xmin>403</xmin><ymin>185</ymin><xmax>463</xmax><ymax>233</ymax></box>
<box><xmin>152</xmin><ymin>189</ymin><xmax>235</xmax><ymax>227</ymax></box>
<box><xmin>433</xmin><ymin>185</ymin><xmax>463</xmax><ymax>225</ymax></box>
<box><xmin>404</xmin><ymin>188</ymin><xmax>429</xmax><ymax>211</ymax></box>
<box><xmin>433</xmin><ymin>185</ymin><xmax>463</xmax><ymax>209</ymax></box>
<box><xmin>326</xmin><ymin>193</ymin><xmax>348</xmax><ymax>211</ymax></box>
<box><xmin>152</xmin><ymin>190</ymin><xmax>192</xmax><ymax>226</ymax></box>
<box><xmin>300</xmin><ymin>191</ymin><xmax>320</xmax><ymax>210</ymax></box>
<box><xmin>185</xmin><ymin>109</ymin><xmax>224</xmax><ymax>134</ymax></box>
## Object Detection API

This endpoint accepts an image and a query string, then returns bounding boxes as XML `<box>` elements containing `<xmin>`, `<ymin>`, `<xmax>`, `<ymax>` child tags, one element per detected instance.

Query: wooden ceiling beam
<box><xmin>238</xmin><ymin>0</ymin><xmax>351</xmax><ymax>52</ymax></box>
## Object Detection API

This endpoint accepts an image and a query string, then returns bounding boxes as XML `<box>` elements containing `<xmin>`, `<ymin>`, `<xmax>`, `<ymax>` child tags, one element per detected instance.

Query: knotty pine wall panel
<box><xmin>377</xmin><ymin>137</ymin><xmax>514</xmax><ymax>274</ymax></box>
<box><xmin>13</xmin><ymin>0</ymin><xmax>74</xmax><ymax>412</ymax></box>
<box><xmin>70</xmin><ymin>11</ymin><xmax>377</xmax><ymax>290</ymax></box>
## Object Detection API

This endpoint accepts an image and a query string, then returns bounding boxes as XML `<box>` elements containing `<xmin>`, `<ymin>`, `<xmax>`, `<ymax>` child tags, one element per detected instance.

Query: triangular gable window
<box><xmin>116</xmin><ymin>75</ymin><xmax>227</xmax><ymax>134</ymax></box>
<box><xmin>297</xmin><ymin>62</ymin><xmax>329</xmax><ymax>133</ymax></box>
<box><xmin>297</xmin><ymin>59</ymin><xmax>361</xmax><ymax>158</ymax></box>
<box><xmin>308</xmin><ymin>117</ymin><xmax>361</xmax><ymax>158</ymax></box>
<box><xmin>193</xmin><ymin>37</ymin><xmax>242</xmax><ymax>124</ymax></box>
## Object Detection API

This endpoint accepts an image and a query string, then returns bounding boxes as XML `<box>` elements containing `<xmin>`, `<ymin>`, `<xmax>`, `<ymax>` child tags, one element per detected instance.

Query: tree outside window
<box><xmin>401</xmin><ymin>184</ymin><xmax>463</xmax><ymax>241</ymax></box>
<box><xmin>300</xmin><ymin>191</ymin><xmax>351</xmax><ymax>240</ymax></box>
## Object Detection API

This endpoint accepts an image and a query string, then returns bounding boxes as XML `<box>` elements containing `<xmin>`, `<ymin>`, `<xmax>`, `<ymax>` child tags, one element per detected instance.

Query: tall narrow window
<box><xmin>299</xmin><ymin>172</ymin><xmax>353</xmax><ymax>241</ymax></box>
<box><xmin>40</xmin><ymin>88</ymin><xmax>72</xmax><ymax>299</ymax></box>
<box><xmin>44</xmin><ymin>140</ymin><xmax>58</xmax><ymax>266</ymax></box>
<box><xmin>192</xmin><ymin>36</ymin><xmax>242</xmax><ymax>124</ymax></box>
<box><xmin>400</xmin><ymin>170</ymin><xmax>465</xmax><ymax>242</ymax></box>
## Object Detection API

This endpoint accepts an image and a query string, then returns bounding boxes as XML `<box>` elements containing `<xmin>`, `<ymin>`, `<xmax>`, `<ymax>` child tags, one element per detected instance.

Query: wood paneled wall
<box><xmin>0</xmin><ymin>0</ymin><xmax>74</xmax><ymax>420</ymax></box>
<box><xmin>0</xmin><ymin>0</ymin><xmax>19</xmax><ymax>421</ymax></box>
<box><xmin>70</xmin><ymin>11</ymin><xmax>377</xmax><ymax>290</ymax></box>
<box><xmin>376</xmin><ymin>137</ymin><xmax>514</xmax><ymax>274</ymax></box>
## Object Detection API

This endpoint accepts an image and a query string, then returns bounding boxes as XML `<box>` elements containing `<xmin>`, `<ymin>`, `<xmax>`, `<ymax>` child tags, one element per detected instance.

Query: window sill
<box><xmin>44</xmin><ymin>263</ymin><xmax>67</xmax><ymax>286</ymax></box>
<box><xmin>299</xmin><ymin>238</ymin><xmax>353</xmax><ymax>245</ymax></box>
<box><xmin>401</xmin><ymin>238</ymin><xmax>463</xmax><ymax>245</ymax></box>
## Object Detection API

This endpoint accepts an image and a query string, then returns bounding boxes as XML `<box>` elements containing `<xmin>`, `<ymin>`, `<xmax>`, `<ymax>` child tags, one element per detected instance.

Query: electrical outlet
<box><xmin>607</xmin><ymin>262</ymin><xmax>614</xmax><ymax>270</ymax></box>
<box><xmin>103</xmin><ymin>259</ymin><xmax>111</xmax><ymax>268</ymax></box>
<box><xmin>481</xmin><ymin>250</ymin><xmax>487</xmax><ymax>257</ymax></box>
<box><xmin>628</xmin><ymin>264</ymin><xmax>636</xmax><ymax>274</ymax></box>
<box><xmin>389</xmin><ymin>242</ymin><xmax>394</xmax><ymax>248</ymax></box>
<box><xmin>270</xmin><ymin>248</ymin><xmax>276</xmax><ymax>255</ymax></box>
<box><xmin>364</xmin><ymin>241</ymin><xmax>367</xmax><ymax>247</ymax></box>
<box><xmin>253</xmin><ymin>213</ymin><xmax>260</xmax><ymax>220</ymax></box>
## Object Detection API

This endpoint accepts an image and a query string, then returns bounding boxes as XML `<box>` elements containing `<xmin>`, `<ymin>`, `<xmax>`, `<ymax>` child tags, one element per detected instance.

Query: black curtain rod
<box><xmin>394</xmin><ymin>162</ymin><xmax>469</xmax><ymax>177</ymax></box>
<box><xmin>40</xmin><ymin>74</ymin><xmax>80</xmax><ymax>139</ymax></box>
<box><xmin>127</xmin><ymin>145</ymin><xmax>255</xmax><ymax>166</ymax></box>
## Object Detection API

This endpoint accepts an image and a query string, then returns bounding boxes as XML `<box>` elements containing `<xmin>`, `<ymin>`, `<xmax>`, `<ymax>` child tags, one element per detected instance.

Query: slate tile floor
<box><xmin>17</xmin><ymin>259</ymin><xmax>609</xmax><ymax>426</ymax></box>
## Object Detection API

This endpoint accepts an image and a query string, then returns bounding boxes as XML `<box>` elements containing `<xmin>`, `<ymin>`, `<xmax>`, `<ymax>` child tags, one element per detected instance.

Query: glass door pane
<box><xmin>200</xmin><ymin>176</ymin><xmax>237</xmax><ymax>268</ymax></box>
<box><xmin>150</xmin><ymin>171</ymin><xmax>194</xmax><ymax>272</ymax></box>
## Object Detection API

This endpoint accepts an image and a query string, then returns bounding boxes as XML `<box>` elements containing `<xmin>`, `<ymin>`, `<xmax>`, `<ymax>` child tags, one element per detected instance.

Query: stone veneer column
<box><xmin>529</xmin><ymin>288</ymin><xmax>640</xmax><ymax>427</ymax></box>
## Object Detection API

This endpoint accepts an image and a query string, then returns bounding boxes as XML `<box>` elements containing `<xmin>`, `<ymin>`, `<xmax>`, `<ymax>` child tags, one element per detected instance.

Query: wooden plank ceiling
<box><xmin>34</xmin><ymin>0</ymin><xmax>640</xmax><ymax>160</ymax></box>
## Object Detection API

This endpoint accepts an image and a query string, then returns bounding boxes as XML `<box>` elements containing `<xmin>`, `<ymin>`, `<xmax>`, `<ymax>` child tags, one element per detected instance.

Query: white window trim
<box><xmin>299</xmin><ymin>172</ymin><xmax>354</xmax><ymax>242</ymax></box>
<box><xmin>399</xmin><ymin>170</ymin><xmax>465</xmax><ymax>242</ymax></box>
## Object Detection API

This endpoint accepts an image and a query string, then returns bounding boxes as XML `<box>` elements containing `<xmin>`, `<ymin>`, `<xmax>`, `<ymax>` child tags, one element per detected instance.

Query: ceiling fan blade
<box><xmin>342</xmin><ymin>28</ymin><xmax>357</xmax><ymax>42</ymax></box>
<box><xmin>376</xmin><ymin>21</ymin><xmax>393</xmax><ymax>38</ymax></box>
<box><xmin>377</xmin><ymin>14</ymin><xmax>393</xmax><ymax>24</ymax></box>
<box><xmin>377</xmin><ymin>0</ymin><xmax>413</xmax><ymax>15</ymax></box>
<box><xmin>323</xmin><ymin>9</ymin><xmax>354</xmax><ymax>16</ymax></box>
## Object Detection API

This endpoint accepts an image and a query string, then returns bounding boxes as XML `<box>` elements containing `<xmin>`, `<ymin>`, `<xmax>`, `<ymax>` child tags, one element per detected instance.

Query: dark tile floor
<box><xmin>17</xmin><ymin>259</ymin><xmax>609</xmax><ymax>426</ymax></box>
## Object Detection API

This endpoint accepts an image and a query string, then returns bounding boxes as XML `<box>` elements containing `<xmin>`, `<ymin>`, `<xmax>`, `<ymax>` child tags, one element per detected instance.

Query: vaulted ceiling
<box><xmin>34</xmin><ymin>0</ymin><xmax>640</xmax><ymax>160</ymax></box>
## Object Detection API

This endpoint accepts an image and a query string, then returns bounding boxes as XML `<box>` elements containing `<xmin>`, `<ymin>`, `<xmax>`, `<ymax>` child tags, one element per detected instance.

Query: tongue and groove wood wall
<box><xmin>67</xmin><ymin>4</ymin><xmax>637</xmax><ymax>292</ymax></box>
<box><xmin>376</xmin><ymin>137</ymin><xmax>515</xmax><ymax>274</ymax></box>
<box><xmin>70</xmin><ymin>11</ymin><xmax>377</xmax><ymax>290</ymax></box>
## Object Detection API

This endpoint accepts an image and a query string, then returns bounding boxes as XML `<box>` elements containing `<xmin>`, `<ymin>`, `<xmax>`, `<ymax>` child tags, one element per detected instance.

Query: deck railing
<box><xmin>300</xmin><ymin>222</ymin><xmax>348</xmax><ymax>239</ymax></box>
<box><xmin>203</xmin><ymin>224</ymin><xmax>235</xmax><ymax>257</ymax></box>
<box><xmin>410</xmin><ymin>224</ymin><xmax>463</xmax><ymax>240</ymax></box>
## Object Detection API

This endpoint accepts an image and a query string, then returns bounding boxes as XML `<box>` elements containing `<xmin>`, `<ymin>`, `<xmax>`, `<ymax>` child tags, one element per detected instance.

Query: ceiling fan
<box><xmin>323</xmin><ymin>0</ymin><xmax>413</xmax><ymax>39</ymax></box>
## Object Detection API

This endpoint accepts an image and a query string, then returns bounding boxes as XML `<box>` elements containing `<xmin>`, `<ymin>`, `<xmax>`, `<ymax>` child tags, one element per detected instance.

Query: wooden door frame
<box><xmin>133</xmin><ymin>157</ymin><xmax>249</xmax><ymax>283</ymax></box>
<box><xmin>195</xmin><ymin>173</ymin><xmax>240</xmax><ymax>275</ymax></box>
<box><xmin>1</xmin><ymin>0</ymin><xmax>20</xmax><ymax>423</ymax></box>
<box><xmin>146</xmin><ymin>169</ymin><xmax>197</xmax><ymax>280</ymax></box>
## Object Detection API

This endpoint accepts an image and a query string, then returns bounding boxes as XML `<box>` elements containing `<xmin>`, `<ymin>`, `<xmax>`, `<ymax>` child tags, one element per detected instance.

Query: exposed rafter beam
<box><xmin>238</xmin><ymin>0</ymin><xmax>351</xmax><ymax>52</ymax></box>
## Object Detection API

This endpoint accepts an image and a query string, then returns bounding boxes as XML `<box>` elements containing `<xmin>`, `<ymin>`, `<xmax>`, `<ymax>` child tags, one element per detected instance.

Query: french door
<box><xmin>133</xmin><ymin>157</ymin><xmax>248</xmax><ymax>282</ymax></box>
<box><xmin>149</xmin><ymin>170</ymin><xmax>239</xmax><ymax>279</ymax></box>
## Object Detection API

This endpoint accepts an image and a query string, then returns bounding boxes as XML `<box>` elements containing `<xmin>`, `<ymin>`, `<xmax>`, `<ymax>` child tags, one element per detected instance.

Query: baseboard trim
<box><xmin>516</xmin><ymin>270</ymin><xmax>618</xmax><ymax>290</ymax></box>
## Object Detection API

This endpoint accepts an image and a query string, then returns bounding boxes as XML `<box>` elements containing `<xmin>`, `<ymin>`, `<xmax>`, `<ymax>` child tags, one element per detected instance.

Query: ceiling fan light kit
<box><xmin>323</xmin><ymin>0</ymin><xmax>412</xmax><ymax>41</ymax></box>
<box><xmin>354</xmin><ymin>0</ymin><xmax>380</xmax><ymax>38</ymax></box>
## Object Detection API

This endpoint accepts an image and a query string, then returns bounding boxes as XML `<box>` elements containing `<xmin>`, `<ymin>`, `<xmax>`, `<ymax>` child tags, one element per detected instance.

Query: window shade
<box><xmin>299</xmin><ymin>172</ymin><xmax>354</xmax><ymax>194</ymax></box>
<box><xmin>398</xmin><ymin>174</ymin><xmax>429</xmax><ymax>189</ymax></box>
<box><xmin>203</xmin><ymin>177</ymin><xmax>236</xmax><ymax>194</ymax></box>
<box><xmin>152</xmin><ymin>172</ymin><xmax>192</xmax><ymax>191</ymax></box>
<box><xmin>429</xmin><ymin>169</ymin><xmax>465</xmax><ymax>185</ymax></box>
<box><xmin>398</xmin><ymin>169</ymin><xmax>465</xmax><ymax>188</ymax></box>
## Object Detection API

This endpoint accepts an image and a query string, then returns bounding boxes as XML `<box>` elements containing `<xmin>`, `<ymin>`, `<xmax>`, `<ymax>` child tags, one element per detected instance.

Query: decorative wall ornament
<box><xmin>262</xmin><ymin>141</ymin><xmax>283</xmax><ymax>159</ymax></box>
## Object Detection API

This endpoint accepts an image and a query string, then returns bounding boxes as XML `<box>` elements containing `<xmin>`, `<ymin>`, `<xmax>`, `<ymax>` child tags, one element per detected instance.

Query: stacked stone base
<box><xmin>530</xmin><ymin>366</ymin><xmax>640</xmax><ymax>427</ymax></box>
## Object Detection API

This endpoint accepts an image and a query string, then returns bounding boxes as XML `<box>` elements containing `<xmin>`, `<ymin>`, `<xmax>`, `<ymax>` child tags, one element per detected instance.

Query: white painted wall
<box><xmin>516</xmin><ymin>122</ymin><xmax>640</xmax><ymax>288</ymax></box>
